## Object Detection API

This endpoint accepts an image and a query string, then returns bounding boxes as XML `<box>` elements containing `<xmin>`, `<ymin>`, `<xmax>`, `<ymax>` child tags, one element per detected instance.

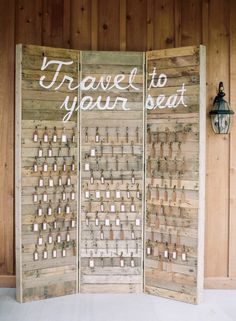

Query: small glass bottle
<box><xmin>33</xmin><ymin>216</ymin><xmax>39</xmax><ymax>232</ymax></box>
<box><xmin>90</xmin><ymin>169</ymin><xmax>94</xmax><ymax>185</ymax></box>
<box><xmin>43</xmin><ymin>157</ymin><xmax>48</xmax><ymax>172</ymax></box>
<box><xmin>37</xmin><ymin>200</ymin><xmax>43</xmax><ymax>216</ymax></box>
<box><xmin>100</xmin><ymin>198</ymin><xmax>105</xmax><ymax>212</ymax></box>
<box><xmin>181</xmin><ymin>245</ymin><xmax>187</xmax><ymax>261</ymax></box>
<box><xmin>67</xmin><ymin>171</ymin><xmax>71</xmax><ymax>186</ymax></box>
<box><xmin>48</xmin><ymin>173</ymin><xmax>54</xmax><ymax>187</ymax></box>
<box><xmin>71</xmin><ymin>156</ymin><xmax>76</xmax><ymax>172</ymax></box>
<box><xmin>71</xmin><ymin>185</ymin><xmax>76</xmax><ymax>201</ymax></box>
<box><xmin>38</xmin><ymin>172</ymin><xmax>44</xmax><ymax>187</ymax></box>
<box><xmin>42</xmin><ymin>243</ymin><xmax>48</xmax><ymax>259</ymax></box>
<box><xmin>131</xmin><ymin>169</ymin><xmax>135</xmax><ymax>184</ymax></box>
<box><xmin>95</xmin><ymin>127</ymin><xmax>100</xmax><ymax>143</ymax></box>
<box><xmin>172</xmin><ymin>243</ymin><xmax>177</xmax><ymax>260</ymax></box>
<box><xmin>61</xmin><ymin>127</ymin><xmax>67</xmax><ymax>143</ymax></box>
<box><xmin>126</xmin><ymin>184</ymin><xmax>131</xmax><ymax>199</ymax></box>
<box><xmin>62</xmin><ymin>186</ymin><xmax>66</xmax><ymax>201</ymax></box>
<box><xmin>100</xmin><ymin>169</ymin><xmax>105</xmax><ymax>184</ymax></box>
<box><xmin>52</xmin><ymin>242</ymin><xmax>57</xmax><ymax>258</ymax></box>
<box><xmin>52</xmin><ymin>126</ymin><xmax>57</xmax><ymax>143</ymax></box>
<box><xmin>72</xmin><ymin>127</ymin><xmax>76</xmax><ymax>143</ymax></box>
<box><xmin>146</xmin><ymin>240</ymin><xmax>152</xmax><ymax>255</ymax></box>
<box><xmin>115</xmin><ymin>212</ymin><xmax>120</xmax><ymax>226</ymax></box>
<box><xmin>56</xmin><ymin>228</ymin><xmax>61</xmax><ymax>244</ymax></box>
<box><xmin>115</xmin><ymin>183</ymin><xmax>121</xmax><ymax>199</ymax></box>
<box><xmin>57</xmin><ymin>199</ymin><xmax>62</xmax><ymax>214</ymax></box>
<box><xmin>53</xmin><ymin>157</ymin><xmax>58</xmax><ymax>172</ymax></box>
<box><xmin>58</xmin><ymin>171</ymin><xmax>62</xmax><ymax>186</ymax></box>
<box><xmin>110</xmin><ymin>198</ymin><xmax>115</xmax><ymax>212</ymax></box>
<box><xmin>109</xmin><ymin>224</ymin><xmax>114</xmax><ymax>240</ymax></box>
<box><xmin>62</xmin><ymin>242</ymin><xmax>66</xmax><ymax>257</ymax></box>
<box><xmin>105</xmin><ymin>213</ymin><xmax>110</xmax><ymax>226</ymax></box>
<box><xmin>33</xmin><ymin>157</ymin><xmax>38</xmax><ymax>173</ymax></box>
<box><xmin>120</xmin><ymin>197</ymin><xmax>125</xmax><ymax>213</ymax></box>
<box><xmin>37</xmin><ymin>230</ymin><xmax>43</xmax><ymax>246</ymax></box>
<box><xmin>71</xmin><ymin>213</ymin><xmax>76</xmax><ymax>228</ymax></box>
<box><xmin>65</xmin><ymin>199</ymin><xmax>70</xmax><ymax>214</ymax></box>
<box><xmin>66</xmin><ymin>227</ymin><xmax>70</xmax><ymax>242</ymax></box>
<box><xmin>42</xmin><ymin>188</ymin><xmax>48</xmax><ymax>202</ymax></box>
<box><xmin>131</xmin><ymin>224</ymin><xmax>135</xmax><ymax>240</ymax></box>
<box><xmin>47</xmin><ymin>142</ymin><xmax>53</xmax><ymax>157</ymax></box>
<box><xmin>100</xmin><ymin>225</ymin><xmax>104</xmax><ymax>240</ymax></box>
<box><xmin>62</xmin><ymin>157</ymin><xmax>67</xmax><ymax>172</ymax></box>
<box><xmin>95</xmin><ymin>184</ymin><xmax>100</xmax><ymax>199</ymax></box>
<box><xmin>33</xmin><ymin>245</ymin><xmax>39</xmax><ymax>261</ymax></box>
<box><xmin>84</xmin><ymin>183</ymin><xmax>90</xmax><ymax>199</ymax></box>
<box><xmin>136</xmin><ymin>183</ymin><xmax>141</xmax><ymax>199</ymax></box>
<box><xmin>84</xmin><ymin>154</ymin><xmax>90</xmax><ymax>171</ymax></box>
<box><xmin>42</xmin><ymin>215</ymin><xmax>47</xmax><ymax>231</ymax></box>
<box><xmin>33</xmin><ymin>126</ymin><xmax>38</xmax><ymax>143</ymax></box>
<box><xmin>47</xmin><ymin>200</ymin><xmax>52</xmax><ymax>216</ymax></box>
<box><xmin>48</xmin><ymin>228</ymin><xmax>53</xmax><ymax>244</ymax></box>
<box><xmin>130</xmin><ymin>197</ymin><xmax>136</xmax><ymax>212</ymax></box>
<box><xmin>43</xmin><ymin>126</ymin><xmax>49</xmax><ymax>143</ymax></box>
<box><xmin>38</xmin><ymin>141</ymin><xmax>43</xmax><ymax>157</ymax></box>
<box><xmin>95</xmin><ymin>211</ymin><xmax>99</xmax><ymax>226</ymax></box>
<box><xmin>164</xmin><ymin>242</ymin><xmax>169</xmax><ymax>259</ymax></box>
<box><xmin>120</xmin><ymin>252</ymin><xmax>124</xmax><ymax>267</ymax></box>
<box><xmin>89</xmin><ymin>252</ymin><xmax>95</xmax><ymax>268</ymax></box>
<box><xmin>130</xmin><ymin>252</ymin><xmax>135</xmax><ymax>267</ymax></box>
<box><xmin>120</xmin><ymin>224</ymin><xmax>124</xmax><ymax>240</ymax></box>
<box><xmin>105</xmin><ymin>183</ymin><xmax>110</xmax><ymax>199</ymax></box>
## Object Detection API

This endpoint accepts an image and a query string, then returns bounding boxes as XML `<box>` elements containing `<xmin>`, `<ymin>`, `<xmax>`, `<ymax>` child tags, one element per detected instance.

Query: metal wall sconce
<box><xmin>209</xmin><ymin>82</ymin><xmax>234</xmax><ymax>134</ymax></box>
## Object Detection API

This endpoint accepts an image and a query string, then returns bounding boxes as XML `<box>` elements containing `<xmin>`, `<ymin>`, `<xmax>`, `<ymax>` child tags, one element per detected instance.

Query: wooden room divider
<box><xmin>15</xmin><ymin>44</ymin><xmax>205</xmax><ymax>304</ymax></box>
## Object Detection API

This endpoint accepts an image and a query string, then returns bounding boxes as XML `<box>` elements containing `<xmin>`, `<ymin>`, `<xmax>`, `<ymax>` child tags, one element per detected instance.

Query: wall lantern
<box><xmin>209</xmin><ymin>82</ymin><xmax>234</xmax><ymax>134</ymax></box>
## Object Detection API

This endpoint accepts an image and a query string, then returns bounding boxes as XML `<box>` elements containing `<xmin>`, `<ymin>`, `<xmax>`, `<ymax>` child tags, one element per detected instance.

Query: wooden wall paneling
<box><xmin>180</xmin><ymin>0</ymin><xmax>202</xmax><ymax>46</ymax></box>
<box><xmin>97</xmin><ymin>0</ymin><xmax>120</xmax><ymax>51</ymax></box>
<box><xmin>16</xmin><ymin>45</ymin><xmax>79</xmax><ymax>302</ymax></box>
<box><xmin>119</xmin><ymin>0</ymin><xmax>127</xmax><ymax>51</ymax></box>
<box><xmin>174</xmin><ymin>0</ymin><xmax>181</xmax><ymax>47</ymax></box>
<box><xmin>15</xmin><ymin>0</ymin><xmax>43</xmax><ymax>44</ymax></box>
<box><xmin>91</xmin><ymin>0</ymin><xmax>98</xmax><ymax>50</ymax></box>
<box><xmin>80</xmin><ymin>51</ymin><xmax>145</xmax><ymax>293</ymax></box>
<box><xmin>147</xmin><ymin>0</ymin><xmax>154</xmax><ymax>51</ymax></box>
<box><xmin>126</xmin><ymin>0</ymin><xmax>147</xmax><ymax>51</ymax></box>
<box><xmin>70</xmin><ymin>0</ymin><xmax>92</xmax><ymax>50</ymax></box>
<box><xmin>153</xmin><ymin>0</ymin><xmax>175</xmax><ymax>50</ymax></box>
<box><xmin>42</xmin><ymin>0</ymin><xmax>70</xmax><ymax>48</ymax></box>
<box><xmin>229</xmin><ymin>0</ymin><xmax>236</xmax><ymax>278</ymax></box>
<box><xmin>0</xmin><ymin>0</ymin><xmax>15</xmax><ymax>280</ymax></box>
<box><xmin>204</xmin><ymin>0</ymin><xmax>230</xmax><ymax>278</ymax></box>
<box><xmin>144</xmin><ymin>46</ymin><xmax>206</xmax><ymax>303</ymax></box>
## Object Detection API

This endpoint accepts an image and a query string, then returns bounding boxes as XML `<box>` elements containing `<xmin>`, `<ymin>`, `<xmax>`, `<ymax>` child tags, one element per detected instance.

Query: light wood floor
<box><xmin>0</xmin><ymin>288</ymin><xmax>236</xmax><ymax>321</ymax></box>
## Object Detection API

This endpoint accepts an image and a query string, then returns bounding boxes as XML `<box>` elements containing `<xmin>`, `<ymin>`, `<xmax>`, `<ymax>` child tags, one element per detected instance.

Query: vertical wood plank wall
<box><xmin>0</xmin><ymin>0</ymin><xmax>235</xmax><ymax>288</ymax></box>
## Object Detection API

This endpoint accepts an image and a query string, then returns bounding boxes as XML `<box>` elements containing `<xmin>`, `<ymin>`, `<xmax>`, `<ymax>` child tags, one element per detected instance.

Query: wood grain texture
<box><xmin>70</xmin><ymin>0</ymin><xmax>91</xmax><ymax>50</ymax></box>
<box><xmin>204</xmin><ymin>0</ymin><xmax>230</xmax><ymax>278</ymax></box>
<box><xmin>42</xmin><ymin>0</ymin><xmax>70</xmax><ymax>48</ymax></box>
<box><xmin>229</xmin><ymin>0</ymin><xmax>236</xmax><ymax>278</ymax></box>
<box><xmin>98</xmin><ymin>0</ymin><xmax>120</xmax><ymax>50</ymax></box>
<box><xmin>126</xmin><ymin>0</ymin><xmax>147</xmax><ymax>51</ymax></box>
<box><xmin>0</xmin><ymin>0</ymin><xmax>15</xmax><ymax>277</ymax></box>
<box><xmin>0</xmin><ymin>0</ymin><xmax>235</xmax><ymax>289</ymax></box>
<box><xmin>153</xmin><ymin>0</ymin><xmax>175</xmax><ymax>49</ymax></box>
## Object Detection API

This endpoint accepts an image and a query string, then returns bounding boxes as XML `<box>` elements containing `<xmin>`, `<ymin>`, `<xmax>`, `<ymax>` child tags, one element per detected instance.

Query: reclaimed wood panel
<box><xmin>144</xmin><ymin>45</ymin><xmax>205</xmax><ymax>304</ymax></box>
<box><xmin>80</xmin><ymin>51</ymin><xmax>145</xmax><ymax>293</ymax></box>
<box><xmin>15</xmin><ymin>44</ymin><xmax>79</xmax><ymax>302</ymax></box>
